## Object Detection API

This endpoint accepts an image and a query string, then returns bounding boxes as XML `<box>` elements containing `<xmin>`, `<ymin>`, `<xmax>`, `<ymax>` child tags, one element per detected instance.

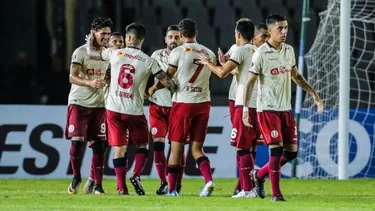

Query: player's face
<box><xmin>253</xmin><ymin>29</ymin><xmax>270</xmax><ymax>47</ymax></box>
<box><xmin>269</xmin><ymin>21</ymin><xmax>288</xmax><ymax>43</ymax></box>
<box><xmin>165</xmin><ymin>30</ymin><xmax>181</xmax><ymax>51</ymax></box>
<box><xmin>94</xmin><ymin>27</ymin><xmax>111</xmax><ymax>47</ymax></box>
<box><xmin>109</xmin><ymin>35</ymin><xmax>124</xmax><ymax>49</ymax></box>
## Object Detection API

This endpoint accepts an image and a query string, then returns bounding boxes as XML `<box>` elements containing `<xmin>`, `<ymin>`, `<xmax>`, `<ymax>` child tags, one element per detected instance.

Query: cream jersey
<box><xmin>149</xmin><ymin>49</ymin><xmax>173</xmax><ymax>107</ymax></box>
<box><xmin>168</xmin><ymin>42</ymin><xmax>216</xmax><ymax>103</ymax></box>
<box><xmin>225</xmin><ymin>44</ymin><xmax>238</xmax><ymax>101</ymax></box>
<box><xmin>101</xmin><ymin>46</ymin><xmax>162</xmax><ymax>115</ymax></box>
<box><xmin>229</xmin><ymin>43</ymin><xmax>257</xmax><ymax>108</ymax></box>
<box><xmin>68</xmin><ymin>45</ymin><xmax>110</xmax><ymax>108</ymax></box>
<box><xmin>250</xmin><ymin>42</ymin><xmax>296</xmax><ymax>111</ymax></box>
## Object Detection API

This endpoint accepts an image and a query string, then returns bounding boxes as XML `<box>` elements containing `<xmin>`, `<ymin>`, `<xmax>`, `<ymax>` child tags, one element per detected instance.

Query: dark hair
<box><xmin>178</xmin><ymin>18</ymin><xmax>197</xmax><ymax>38</ymax></box>
<box><xmin>91</xmin><ymin>17</ymin><xmax>113</xmax><ymax>30</ymax></box>
<box><xmin>256</xmin><ymin>23</ymin><xmax>268</xmax><ymax>31</ymax></box>
<box><xmin>167</xmin><ymin>25</ymin><xmax>179</xmax><ymax>33</ymax></box>
<box><xmin>266</xmin><ymin>14</ymin><xmax>287</xmax><ymax>26</ymax></box>
<box><xmin>110</xmin><ymin>32</ymin><xmax>122</xmax><ymax>37</ymax></box>
<box><xmin>125</xmin><ymin>22</ymin><xmax>146</xmax><ymax>40</ymax></box>
<box><xmin>235</xmin><ymin>18</ymin><xmax>255</xmax><ymax>41</ymax></box>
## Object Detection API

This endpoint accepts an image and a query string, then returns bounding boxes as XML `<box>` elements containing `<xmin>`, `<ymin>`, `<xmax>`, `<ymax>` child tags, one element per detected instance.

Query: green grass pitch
<box><xmin>1</xmin><ymin>178</ymin><xmax>374</xmax><ymax>210</ymax></box>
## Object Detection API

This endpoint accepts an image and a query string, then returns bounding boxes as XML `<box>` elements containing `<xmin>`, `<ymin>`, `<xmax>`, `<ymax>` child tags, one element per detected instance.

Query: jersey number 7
<box><xmin>189</xmin><ymin>59</ymin><xmax>204</xmax><ymax>83</ymax></box>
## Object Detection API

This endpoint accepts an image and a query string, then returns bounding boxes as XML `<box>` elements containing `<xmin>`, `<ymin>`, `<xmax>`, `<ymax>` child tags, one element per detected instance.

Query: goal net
<box><xmin>298</xmin><ymin>0</ymin><xmax>375</xmax><ymax>178</ymax></box>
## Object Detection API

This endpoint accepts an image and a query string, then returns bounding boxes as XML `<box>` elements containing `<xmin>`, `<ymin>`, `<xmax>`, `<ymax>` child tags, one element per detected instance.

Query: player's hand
<box><xmin>197</xmin><ymin>55</ymin><xmax>210</xmax><ymax>65</ymax></box>
<box><xmin>314</xmin><ymin>96</ymin><xmax>324</xmax><ymax>113</ymax></box>
<box><xmin>144</xmin><ymin>93</ymin><xmax>149</xmax><ymax>99</ymax></box>
<box><xmin>242</xmin><ymin>111</ymin><xmax>253</xmax><ymax>128</ymax></box>
<box><xmin>89</xmin><ymin>79</ymin><xmax>106</xmax><ymax>88</ymax></box>
<box><xmin>218</xmin><ymin>48</ymin><xmax>226</xmax><ymax>66</ymax></box>
<box><xmin>148</xmin><ymin>86</ymin><xmax>157</xmax><ymax>97</ymax></box>
<box><xmin>231</xmin><ymin>69</ymin><xmax>239</xmax><ymax>75</ymax></box>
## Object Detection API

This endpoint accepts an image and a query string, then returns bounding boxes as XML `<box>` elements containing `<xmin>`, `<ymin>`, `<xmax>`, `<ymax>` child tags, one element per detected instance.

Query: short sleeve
<box><xmin>147</xmin><ymin>57</ymin><xmax>162</xmax><ymax>75</ymax></box>
<box><xmin>249</xmin><ymin>50</ymin><xmax>262</xmax><ymax>75</ymax></box>
<box><xmin>225</xmin><ymin>44</ymin><xmax>237</xmax><ymax>57</ymax></box>
<box><xmin>71</xmin><ymin>48</ymin><xmax>85</xmax><ymax>65</ymax></box>
<box><xmin>150</xmin><ymin>50</ymin><xmax>159</xmax><ymax>59</ymax></box>
<box><xmin>210</xmin><ymin>51</ymin><xmax>217</xmax><ymax>65</ymax></box>
<box><xmin>229</xmin><ymin>47</ymin><xmax>244</xmax><ymax>66</ymax></box>
<box><xmin>101</xmin><ymin>47</ymin><xmax>117</xmax><ymax>61</ymax></box>
<box><xmin>289</xmin><ymin>46</ymin><xmax>296</xmax><ymax>67</ymax></box>
<box><xmin>168</xmin><ymin>48</ymin><xmax>180</xmax><ymax>68</ymax></box>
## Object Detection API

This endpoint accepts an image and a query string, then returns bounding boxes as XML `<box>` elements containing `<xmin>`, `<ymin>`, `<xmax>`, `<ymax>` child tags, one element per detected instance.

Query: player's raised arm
<box><xmin>291</xmin><ymin>66</ymin><xmax>324</xmax><ymax>112</ymax></box>
<box><xmin>198</xmin><ymin>54</ymin><xmax>237</xmax><ymax>78</ymax></box>
<box><xmin>148</xmin><ymin>58</ymin><xmax>177</xmax><ymax>97</ymax></box>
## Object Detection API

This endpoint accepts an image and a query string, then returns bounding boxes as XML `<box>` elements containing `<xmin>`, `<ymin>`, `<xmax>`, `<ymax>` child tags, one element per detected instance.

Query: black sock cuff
<box><xmin>196</xmin><ymin>156</ymin><xmax>209</xmax><ymax>166</ymax></box>
<box><xmin>270</xmin><ymin>147</ymin><xmax>283</xmax><ymax>157</ymax></box>
<box><xmin>237</xmin><ymin>149</ymin><xmax>251</xmax><ymax>156</ymax></box>
<box><xmin>92</xmin><ymin>142</ymin><xmax>106</xmax><ymax>154</ymax></box>
<box><xmin>71</xmin><ymin>141</ymin><xmax>84</xmax><ymax>147</ymax></box>
<box><xmin>251</xmin><ymin>151</ymin><xmax>257</xmax><ymax>159</ymax></box>
<box><xmin>153</xmin><ymin>142</ymin><xmax>165</xmax><ymax>152</ymax></box>
<box><xmin>283</xmin><ymin>151</ymin><xmax>298</xmax><ymax>161</ymax></box>
<box><xmin>113</xmin><ymin>157</ymin><xmax>126</xmax><ymax>168</ymax></box>
<box><xmin>167</xmin><ymin>165</ymin><xmax>180</xmax><ymax>173</ymax></box>
<box><xmin>136</xmin><ymin>148</ymin><xmax>149</xmax><ymax>156</ymax></box>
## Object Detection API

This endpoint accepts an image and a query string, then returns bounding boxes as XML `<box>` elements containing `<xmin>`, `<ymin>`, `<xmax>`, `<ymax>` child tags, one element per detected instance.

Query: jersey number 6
<box><xmin>118</xmin><ymin>64</ymin><xmax>135</xmax><ymax>89</ymax></box>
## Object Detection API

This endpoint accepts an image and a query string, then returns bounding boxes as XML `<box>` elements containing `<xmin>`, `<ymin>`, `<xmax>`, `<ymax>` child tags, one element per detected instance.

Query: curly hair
<box><xmin>91</xmin><ymin>17</ymin><xmax>113</xmax><ymax>30</ymax></box>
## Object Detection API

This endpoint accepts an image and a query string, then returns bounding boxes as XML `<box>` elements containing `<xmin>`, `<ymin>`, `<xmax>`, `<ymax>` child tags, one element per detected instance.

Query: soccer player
<box><xmin>243</xmin><ymin>14</ymin><xmax>324</xmax><ymax>201</ymax></box>
<box><xmin>83</xmin><ymin>32</ymin><xmax>124</xmax><ymax>194</ymax></box>
<box><xmin>149</xmin><ymin>18</ymin><xmax>216</xmax><ymax>197</ymax></box>
<box><xmin>66</xmin><ymin>17</ymin><xmax>113</xmax><ymax>195</ymax></box>
<box><xmin>149</xmin><ymin>25</ymin><xmax>185</xmax><ymax>195</ymax></box>
<box><xmin>87</xmin><ymin>22</ymin><xmax>176</xmax><ymax>195</ymax></box>
<box><xmin>198</xmin><ymin>18</ymin><xmax>257</xmax><ymax>198</ymax></box>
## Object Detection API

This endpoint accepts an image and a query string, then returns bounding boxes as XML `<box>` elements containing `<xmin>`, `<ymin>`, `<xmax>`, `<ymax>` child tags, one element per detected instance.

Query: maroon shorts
<box><xmin>168</xmin><ymin>102</ymin><xmax>210</xmax><ymax>143</ymax></box>
<box><xmin>257</xmin><ymin>110</ymin><xmax>297</xmax><ymax>145</ymax></box>
<box><xmin>229</xmin><ymin>100</ymin><xmax>235</xmax><ymax>123</ymax></box>
<box><xmin>230</xmin><ymin>107</ymin><xmax>262</xmax><ymax>150</ymax></box>
<box><xmin>149</xmin><ymin>102</ymin><xmax>171</xmax><ymax>139</ymax></box>
<box><xmin>65</xmin><ymin>104</ymin><xmax>106</xmax><ymax>141</ymax></box>
<box><xmin>106</xmin><ymin>110</ymin><xmax>149</xmax><ymax>147</ymax></box>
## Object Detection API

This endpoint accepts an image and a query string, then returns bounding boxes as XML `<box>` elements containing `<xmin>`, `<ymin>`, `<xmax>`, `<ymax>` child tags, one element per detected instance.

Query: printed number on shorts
<box><xmin>100</xmin><ymin>123</ymin><xmax>106</xmax><ymax>133</ymax></box>
<box><xmin>189</xmin><ymin>59</ymin><xmax>204</xmax><ymax>83</ymax></box>
<box><xmin>231</xmin><ymin>128</ymin><xmax>238</xmax><ymax>139</ymax></box>
<box><xmin>118</xmin><ymin>64</ymin><xmax>136</xmax><ymax>89</ymax></box>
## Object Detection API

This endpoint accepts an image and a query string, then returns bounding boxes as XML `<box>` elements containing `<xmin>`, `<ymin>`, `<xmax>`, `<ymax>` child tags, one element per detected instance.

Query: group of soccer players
<box><xmin>65</xmin><ymin>12</ymin><xmax>324</xmax><ymax>201</ymax></box>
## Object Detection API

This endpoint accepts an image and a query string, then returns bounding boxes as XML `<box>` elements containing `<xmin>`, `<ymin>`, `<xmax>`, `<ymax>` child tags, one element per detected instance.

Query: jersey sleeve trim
<box><xmin>249</xmin><ymin>70</ymin><xmax>259</xmax><ymax>75</ymax></box>
<box><xmin>292</xmin><ymin>65</ymin><xmax>296</xmax><ymax>68</ymax></box>
<box><xmin>168</xmin><ymin>64</ymin><xmax>177</xmax><ymax>68</ymax></box>
<box><xmin>229</xmin><ymin>59</ymin><xmax>240</xmax><ymax>66</ymax></box>
<box><xmin>153</xmin><ymin>69</ymin><xmax>163</xmax><ymax>76</ymax></box>
<box><xmin>72</xmin><ymin>62</ymin><xmax>82</xmax><ymax>66</ymax></box>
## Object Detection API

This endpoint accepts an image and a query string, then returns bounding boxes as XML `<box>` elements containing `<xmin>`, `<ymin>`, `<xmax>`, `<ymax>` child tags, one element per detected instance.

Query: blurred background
<box><xmin>0</xmin><ymin>0</ymin><xmax>328</xmax><ymax>105</ymax></box>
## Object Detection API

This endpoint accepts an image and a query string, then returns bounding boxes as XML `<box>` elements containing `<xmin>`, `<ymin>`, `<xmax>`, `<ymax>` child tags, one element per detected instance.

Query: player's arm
<box><xmin>155</xmin><ymin>70</ymin><xmax>177</xmax><ymax>92</ymax></box>
<box><xmin>202</xmin><ymin>59</ymin><xmax>237</xmax><ymax>78</ymax></box>
<box><xmin>291</xmin><ymin>67</ymin><xmax>324</xmax><ymax>112</ymax></box>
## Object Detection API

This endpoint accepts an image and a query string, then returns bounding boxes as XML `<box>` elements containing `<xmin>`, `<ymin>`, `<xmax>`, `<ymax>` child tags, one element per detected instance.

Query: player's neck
<box><xmin>268</xmin><ymin>39</ymin><xmax>283</xmax><ymax>51</ymax></box>
<box><xmin>184</xmin><ymin>38</ymin><xmax>196</xmax><ymax>43</ymax></box>
<box><xmin>165</xmin><ymin>48</ymin><xmax>171</xmax><ymax>55</ymax></box>
<box><xmin>127</xmin><ymin>43</ymin><xmax>141</xmax><ymax>49</ymax></box>
<box><xmin>238</xmin><ymin>39</ymin><xmax>251</xmax><ymax>46</ymax></box>
<box><xmin>93</xmin><ymin>41</ymin><xmax>102</xmax><ymax>49</ymax></box>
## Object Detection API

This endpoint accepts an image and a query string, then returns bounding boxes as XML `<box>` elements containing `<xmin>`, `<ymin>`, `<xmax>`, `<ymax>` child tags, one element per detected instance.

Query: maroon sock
<box><xmin>167</xmin><ymin>165</ymin><xmax>180</xmax><ymax>191</ymax></box>
<box><xmin>197</xmin><ymin>156</ymin><xmax>213</xmax><ymax>184</ymax></box>
<box><xmin>93</xmin><ymin>153</ymin><xmax>105</xmax><ymax>185</ymax></box>
<box><xmin>235</xmin><ymin>153</ymin><xmax>241</xmax><ymax>191</ymax></box>
<box><xmin>280</xmin><ymin>155</ymin><xmax>288</xmax><ymax>166</ymax></box>
<box><xmin>239</xmin><ymin>153</ymin><xmax>254</xmax><ymax>191</ymax></box>
<box><xmin>257</xmin><ymin>155</ymin><xmax>289</xmax><ymax>180</ymax></box>
<box><xmin>177</xmin><ymin>153</ymin><xmax>186</xmax><ymax>186</ymax></box>
<box><xmin>113</xmin><ymin>157</ymin><xmax>127</xmax><ymax>191</ymax></box>
<box><xmin>89</xmin><ymin>162</ymin><xmax>95</xmax><ymax>180</ymax></box>
<box><xmin>269</xmin><ymin>155</ymin><xmax>282</xmax><ymax>196</ymax></box>
<box><xmin>69</xmin><ymin>142</ymin><xmax>84</xmax><ymax>177</ymax></box>
<box><xmin>154</xmin><ymin>151</ymin><xmax>167</xmax><ymax>182</ymax></box>
<box><xmin>133</xmin><ymin>149</ymin><xmax>148</xmax><ymax>177</ymax></box>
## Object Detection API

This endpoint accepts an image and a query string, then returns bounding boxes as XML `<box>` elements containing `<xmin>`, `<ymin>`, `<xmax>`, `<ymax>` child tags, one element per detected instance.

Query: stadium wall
<box><xmin>0</xmin><ymin>105</ymin><xmax>374</xmax><ymax>179</ymax></box>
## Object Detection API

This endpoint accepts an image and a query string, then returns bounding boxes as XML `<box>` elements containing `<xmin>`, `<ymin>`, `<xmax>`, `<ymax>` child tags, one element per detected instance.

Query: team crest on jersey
<box><xmin>185</xmin><ymin>48</ymin><xmax>191</xmax><ymax>52</ymax></box>
<box><xmin>151</xmin><ymin>127</ymin><xmax>158</xmax><ymax>135</ymax></box>
<box><xmin>271</xmin><ymin>130</ymin><xmax>279</xmax><ymax>138</ymax></box>
<box><xmin>68</xmin><ymin>125</ymin><xmax>75</xmax><ymax>133</ymax></box>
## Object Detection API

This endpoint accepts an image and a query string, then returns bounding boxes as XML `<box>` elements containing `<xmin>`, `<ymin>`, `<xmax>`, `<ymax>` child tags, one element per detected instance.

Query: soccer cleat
<box><xmin>199</xmin><ymin>181</ymin><xmax>214</xmax><ymax>197</ymax></box>
<box><xmin>252</xmin><ymin>169</ymin><xmax>266</xmax><ymax>199</ymax></box>
<box><xmin>94</xmin><ymin>184</ymin><xmax>105</xmax><ymax>195</ymax></box>
<box><xmin>117</xmin><ymin>189</ymin><xmax>129</xmax><ymax>195</ymax></box>
<box><xmin>68</xmin><ymin>176</ymin><xmax>82</xmax><ymax>195</ymax></box>
<box><xmin>271</xmin><ymin>195</ymin><xmax>286</xmax><ymax>202</ymax></box>
<box><xmin>231</xmin><ymin>190</ymin><xmax>258</xmax><ymax>198</ymax></box>
<box><xmin>83</xmin><ymin>178</ymin><xmax>94</xmax><ymax>194</ymax></box>
<box><xmin>232</xmin><ymin>189</ymin><xmax>241</xmax><ymax>196</ymax></box>
<box><xmin>156</xmin><ymin>181</ymin><xmax>168</xmax><ymax>195</ymax></box>
<box><xmin>166</xmin><ymin>190</ymin><xmax>179</xmax><ymax>196</ymax></box>
<box><xmin>130</xmin><ymin>175</ymin><xmax>145</xmax><ymax>195</ymax></box>
<box><xmin>176</xmin><ymin>185</ymin><xmax>182</xmax><ymax>195</ymax></box>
